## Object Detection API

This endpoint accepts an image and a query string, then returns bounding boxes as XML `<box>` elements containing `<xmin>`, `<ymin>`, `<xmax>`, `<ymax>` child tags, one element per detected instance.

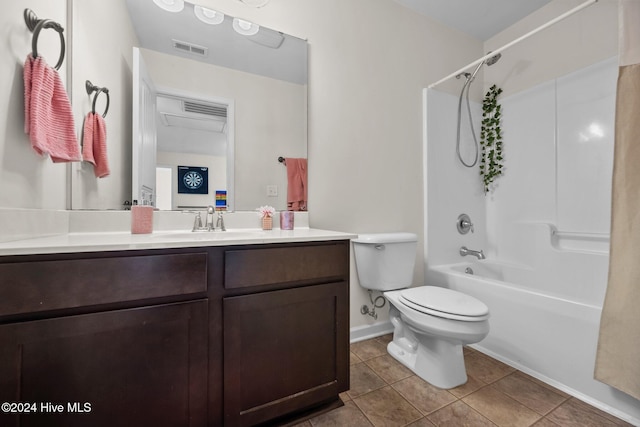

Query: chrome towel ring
<box><xmin>24</xmin><ymin>9</ymin><xmax>66</xmax><ymax>71</ymax></box>
<box><xmin>86</xmin><ymin>80</ymin><xmax>110</xmax><ymax>118</ymax></box>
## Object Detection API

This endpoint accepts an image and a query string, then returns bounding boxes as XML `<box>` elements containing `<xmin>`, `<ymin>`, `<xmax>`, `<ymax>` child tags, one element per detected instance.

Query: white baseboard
<box><xmin>350</xmin><ymin>321</ymin><xmax>393</xmax><ymax>343</ymax></box>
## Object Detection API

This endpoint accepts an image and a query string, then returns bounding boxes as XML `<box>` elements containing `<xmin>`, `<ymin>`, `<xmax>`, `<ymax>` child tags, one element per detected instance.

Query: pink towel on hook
<box><xmin>285</xmin><ymin>158</ymin><xmax>308</xmax><ymax>211</ymax></box>
<box><xmin>23</xmin><ymin>54</ymin><xmax>80</xmax><ymax>162</ymax></box>
<box><xmin>82</xmin><ymin>112</ymin><xmax>110</xmax><ymax>178</ymax></box>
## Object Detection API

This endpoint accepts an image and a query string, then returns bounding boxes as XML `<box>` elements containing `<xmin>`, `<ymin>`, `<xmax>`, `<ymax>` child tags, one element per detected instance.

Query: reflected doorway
<box><xmin>155</xmin><ymin>166</ymin><xmax>172</xmax><ymax>211</ymax></box>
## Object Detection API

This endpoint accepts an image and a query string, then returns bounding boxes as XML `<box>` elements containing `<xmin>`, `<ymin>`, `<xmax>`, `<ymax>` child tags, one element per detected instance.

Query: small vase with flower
<box><xmin>257</xmin><ymin>205</ymin><xmax>275</xmax><ymax>230</ymax></box>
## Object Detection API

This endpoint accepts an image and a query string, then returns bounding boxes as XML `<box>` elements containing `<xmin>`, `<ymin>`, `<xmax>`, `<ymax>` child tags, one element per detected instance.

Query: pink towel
<box><xmin>23</xmin><ymin>54</ymin><xmax>80</xmax><ymax>162</ymax></box>
<box><xmin>82</xmin><ymin>112</ymin><xmax>110</xmax><ymax>178</ymax></box>
<box><xmin>285</xmin><ymin>158</ymin><xmax>308</xmax><ymax>211</ymax></box>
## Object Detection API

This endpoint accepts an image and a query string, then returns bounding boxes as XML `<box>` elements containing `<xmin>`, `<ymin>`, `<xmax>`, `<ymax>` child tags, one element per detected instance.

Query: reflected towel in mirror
<box><xmin>82</xmin><ymin>112</ymin><xmax>110</xmax><ymax>178</ymax></box>
<box><xmin>285</xmin><ymin>157</ymin><xmax>307</xmax><ymax>211</ymax></box>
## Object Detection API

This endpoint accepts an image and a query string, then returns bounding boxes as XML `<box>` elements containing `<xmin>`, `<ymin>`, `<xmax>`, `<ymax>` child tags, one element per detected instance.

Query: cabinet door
<box><xmin>0</xmin><ymin>301</ymin><xmax>207</xmax><ymax>427</ymax></box>
<box><xmin>223</xmin><ymin>282</ymin><xmax>349</xmax><ymax>426</ymax></box>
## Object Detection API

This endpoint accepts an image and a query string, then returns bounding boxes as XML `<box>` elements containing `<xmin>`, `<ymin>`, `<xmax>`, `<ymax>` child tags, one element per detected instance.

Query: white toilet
<box><xmin>352</xmin><ymin>232</ymin><xmax>490</xmax><ymax>389</ymax></box>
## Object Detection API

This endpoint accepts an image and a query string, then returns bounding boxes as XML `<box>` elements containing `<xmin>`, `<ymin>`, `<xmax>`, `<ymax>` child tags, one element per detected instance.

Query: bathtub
<box><xmin>426</xmin><ymin>261</ymin><xmax>640</xmax><ymax>425</ymax></box>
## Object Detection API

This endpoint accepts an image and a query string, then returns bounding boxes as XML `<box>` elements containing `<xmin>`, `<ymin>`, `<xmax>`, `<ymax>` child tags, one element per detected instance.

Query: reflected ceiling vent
<box><xmin>157</xmin><ymin>96</ymin><xmax>228</xmax><ymax>133</ymax></box>
<box><xmin>183</xmin><ymin>101</ymin><xmax>227</xmax><ymax>118</ymax></box>
<box><xmin>172</xmin><ymin>39</ymin><xmax>208</xmax><ymax>57</ymax></box>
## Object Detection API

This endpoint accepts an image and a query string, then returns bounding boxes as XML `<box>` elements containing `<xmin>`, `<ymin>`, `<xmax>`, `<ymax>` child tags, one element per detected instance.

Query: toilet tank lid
<box><xmin>352</xmin><ymin>232</ymin><xmax>418</xmax><ymax>244</ymax></box>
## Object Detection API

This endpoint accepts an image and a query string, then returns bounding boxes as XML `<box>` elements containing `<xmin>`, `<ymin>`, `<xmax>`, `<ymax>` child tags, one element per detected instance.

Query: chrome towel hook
<box><xmin>85</xmin><ymin>80</ymin><xmax>110</xmax><ymax>118</ymax></box>
<box><xmin>24</xmin><ymin>8</ymin><xmax>66</xmax><ymax>70</ymax></box>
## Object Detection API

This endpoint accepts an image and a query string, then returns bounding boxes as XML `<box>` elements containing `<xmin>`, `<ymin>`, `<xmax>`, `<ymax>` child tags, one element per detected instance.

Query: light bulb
<box><xmin>153</xmin><ymin>0</ymin><xmax>185</xmax><ymax>13</ymax></box>
<box><xmin>194</xmin><ymin>5</ymin><xmax>224</xmax><ymax>25</ymax></box>
<box><xmin>232</xmin><ymin>18</ymin><xmax>260</xmax><ymax>36</ymax></box>
<box><xmin>239</xmin><ymin>0</ymin><xmax>270</xmax><ymax>8</ymax></box>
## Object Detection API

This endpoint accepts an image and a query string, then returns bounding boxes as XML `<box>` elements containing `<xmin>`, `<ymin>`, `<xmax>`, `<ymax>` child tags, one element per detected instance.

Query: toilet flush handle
<box><xmin>374</xmin><ymin>244</ymin><xmax>385</xmax><ymax>250</ymax></box>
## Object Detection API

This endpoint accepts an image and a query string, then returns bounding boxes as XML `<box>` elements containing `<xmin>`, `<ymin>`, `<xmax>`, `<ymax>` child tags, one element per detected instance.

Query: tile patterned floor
<box><xmin>294</xmin><ymin>334</ymin><xmax>634</xmax><ymax>427</ymax></box>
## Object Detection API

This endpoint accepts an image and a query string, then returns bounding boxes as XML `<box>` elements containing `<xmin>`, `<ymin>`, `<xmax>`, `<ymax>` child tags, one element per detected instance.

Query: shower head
<box><xmin>468</xmin><ymin>52</ymin><xmax>502</xmax><ymax>82</ymax></box>
<box><xmin>486</xmin><ymin>53</ymin><xmax>502</xmax><ymax>66</ymax></box>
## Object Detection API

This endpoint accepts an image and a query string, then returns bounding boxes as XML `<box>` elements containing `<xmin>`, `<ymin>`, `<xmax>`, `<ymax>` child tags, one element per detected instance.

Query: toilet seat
<box><xmin>398</xmin><ymin>286</ymin><xmax>489</xmax><ymax>322</ymax></box>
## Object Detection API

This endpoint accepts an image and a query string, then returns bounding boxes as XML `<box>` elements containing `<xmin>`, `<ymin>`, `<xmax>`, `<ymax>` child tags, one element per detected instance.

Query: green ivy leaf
<box><xmin>479</xmin><ymin>84</ymin><xmax>504</xmax><ymax>195</ymax></box>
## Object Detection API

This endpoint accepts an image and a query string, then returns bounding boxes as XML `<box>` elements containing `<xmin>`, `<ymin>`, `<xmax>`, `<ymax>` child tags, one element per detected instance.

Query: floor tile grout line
<box><xmin>488</xmin><ymin>370</ymin><xmax>574</xmax><ymax>418</ymax></box>
<box><xmin>347</xmin><ymin>338</ymin><xmax>632</xmax><ymax>427</ymax></box>
<box><xmin>388</xmin><ymin>380</ymin><xmax>445</xmax><ymax>418</ymax></box>
<box><xmin>429</xmin><ymin>399</ymin><xmax>501</xmax><ymax>427</ymax></box>
<box><xmin>350</xmin><ymin>391</ymin><xmax>387</xmax><ymax>427</ymax></box>
<box><xmin>463</xmin><ymin>381</ymin><xmax>549</xmax><ymax>426</ymax></box>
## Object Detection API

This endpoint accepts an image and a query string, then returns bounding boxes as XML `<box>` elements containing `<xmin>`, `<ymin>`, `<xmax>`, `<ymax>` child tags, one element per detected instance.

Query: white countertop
<box><xmin>0</xmin><ymin>228</ymin><xmax>357</xmax><ymax>256</ymax></box>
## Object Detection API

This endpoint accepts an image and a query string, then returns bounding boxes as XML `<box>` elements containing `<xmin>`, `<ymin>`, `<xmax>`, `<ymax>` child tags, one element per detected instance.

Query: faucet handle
<box><xmin>457</xmin><ymin>213</ymin><xmax>474</xmax><ymax>234</ymax></box>
<box><xmin>465</xmin><ymin>220</ymin><xmax>475</xmax><ymax>233</ymax></box>
<box><xmin>192</xmin><ymin>212</ymin><xmax>203</xmax><ymax>231</ymax></box>
<box><xmin>216</xmin><ymin>211</ymin><xmax>226</xmax><ymax>231</ymax></box>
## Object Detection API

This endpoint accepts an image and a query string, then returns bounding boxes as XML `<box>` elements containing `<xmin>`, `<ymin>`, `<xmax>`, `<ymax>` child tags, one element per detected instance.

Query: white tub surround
<box><xmin>424</xmin><ymin>53</ymin><xmax>638</xmax><ymax>423</ymax></box>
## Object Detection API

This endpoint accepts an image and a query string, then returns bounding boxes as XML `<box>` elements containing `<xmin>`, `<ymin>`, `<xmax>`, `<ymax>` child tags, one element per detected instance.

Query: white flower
<box><xmin>257</xmin><ymin>205</ymin><xmax>275</xmax><ymax>217</ymax></box>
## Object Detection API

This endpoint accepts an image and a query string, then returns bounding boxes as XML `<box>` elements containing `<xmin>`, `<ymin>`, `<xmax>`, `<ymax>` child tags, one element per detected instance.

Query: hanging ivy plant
<box><xmin>479</xmin><ymin>84</ymin><xmax>504</xmax><ymax>193</ymax></box>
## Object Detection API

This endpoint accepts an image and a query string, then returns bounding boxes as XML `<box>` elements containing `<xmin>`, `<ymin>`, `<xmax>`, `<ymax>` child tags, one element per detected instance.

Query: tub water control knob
<box><xmin>457</xmin><ymin>213</ymin><xmax>474</xmax><ymax>234</ymax></box>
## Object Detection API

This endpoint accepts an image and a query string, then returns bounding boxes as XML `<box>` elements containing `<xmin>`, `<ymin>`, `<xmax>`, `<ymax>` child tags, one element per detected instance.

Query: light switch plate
<box><xmin>266</xmin><ymin>185</ymin><xmax>278</xmax><ymax>197</ymax></box>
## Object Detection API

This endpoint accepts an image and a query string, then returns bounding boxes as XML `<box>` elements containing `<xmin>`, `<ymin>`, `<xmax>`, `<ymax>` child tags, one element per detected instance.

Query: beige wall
<box><xmin>0</xmin><ymin>0</ymin><xmax>483</xmax><ymax>328</ymax></box>
<box><xmin>0</xmin><ymin>0</ymin><xmax>69</xmax><ymax>209</ymax></box>
<box><xmin>483</xmin><ymin>0</ymin><xmax>618</xmax><ymax>97</ymax></box>
<box><xmin>195</xmin><ymin>0</ymin><xmax>483</xmax><ymax>328</ymax></box>
<box><xmin>3</xmin><ymin>0</ymin><xmax>617</xmax><ymax>330</ymax></box>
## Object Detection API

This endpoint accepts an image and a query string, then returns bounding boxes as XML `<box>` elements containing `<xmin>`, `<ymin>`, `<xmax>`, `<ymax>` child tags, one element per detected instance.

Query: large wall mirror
<box><xmin>71</xmin><ymin>0</ymin><xmax>307</xmax><ymax>211</ymax></box>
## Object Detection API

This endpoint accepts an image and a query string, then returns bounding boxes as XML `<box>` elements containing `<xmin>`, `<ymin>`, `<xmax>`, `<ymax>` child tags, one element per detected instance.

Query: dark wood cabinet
<box><xmin>223</xmin><ymin>282</ymin><xmax>349</xmax><ymax>426</ymax></box>
<box><xmin>0</xmin><ymin>239</ymin><xmax>350</xmax><ymax>426</ymax></box>
<box><xmin>0</xmin><ymin>300</ymin><xmax>208</xmax><ymax>427</ymax></box>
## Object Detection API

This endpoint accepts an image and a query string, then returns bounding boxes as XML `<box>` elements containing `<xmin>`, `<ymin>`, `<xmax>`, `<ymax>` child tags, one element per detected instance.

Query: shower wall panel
<box><xmin>556</xmin><ymin>57</ymin><xmax>617</xmax><ymax>235</ymax></box>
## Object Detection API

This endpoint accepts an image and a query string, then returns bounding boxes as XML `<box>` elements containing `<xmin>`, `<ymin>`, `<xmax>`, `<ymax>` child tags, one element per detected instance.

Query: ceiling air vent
<box><xmin>183</xmin><ymin>101</ymin><xmax>227</xmax><ymax>118</ymax></box>
<box><xmin>172</xmin><ymin>39</ymin><xmax>208</xmax><ymax>57</ymax></box>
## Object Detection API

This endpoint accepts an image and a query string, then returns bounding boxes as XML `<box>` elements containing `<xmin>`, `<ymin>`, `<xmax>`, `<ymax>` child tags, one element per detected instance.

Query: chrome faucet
<box><xmin>192</xmin><ymin>206</ymin><xmax>216</xmax><ymax>232</ymax></box>
<box><xmin>204</xmin><ymin>206</ymin><xmax>215</xmax><ymax>231</ymax></box>
<box><xmin>216</xmin><ymin>211</ymin><xmax>226</xmax><ymax>231</ymax></box>
<box><xmin>460</xmin><ymin>246</ymin><xmax>485</xmax><ymax>260</ymax></box>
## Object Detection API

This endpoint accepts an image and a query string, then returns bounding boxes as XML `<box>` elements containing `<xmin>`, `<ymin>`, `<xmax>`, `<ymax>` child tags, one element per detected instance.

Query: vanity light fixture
<box><xmin>232</xmin><ymin>18</ymin><xmax>260</xmax><ymax>36</ymax></box>
<box><xmin>238</xmin><ymin>0</ymin><xmax>270</xmax><ymax>8</ymax></box>
<box><xmin>153</xmin><ymin>0</ymin><xmax>185</xmax><ymax>13</ymax></box>
<box><xmin>194</xmin><ymin>5</ymin><xmax>224</xmax><ymax>25</ymax></box>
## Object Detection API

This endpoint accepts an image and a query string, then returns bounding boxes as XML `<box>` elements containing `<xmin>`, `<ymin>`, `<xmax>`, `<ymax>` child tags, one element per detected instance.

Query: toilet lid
<box><xmin>399</xmin><ymin>286</ymin><xmax>489</xmax><ymax>322</ymax></box>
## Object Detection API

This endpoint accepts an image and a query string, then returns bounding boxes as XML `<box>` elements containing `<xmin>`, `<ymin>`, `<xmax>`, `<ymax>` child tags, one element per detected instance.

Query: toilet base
<box><xmin>387</xmin><ymin>303</ymin><xmax>469</xmax><ymax>389</ymax></box>
<box><xmin>387</xmin><ymin>337</ymin><xmax>468</xmax><ymax>389</ymax></box>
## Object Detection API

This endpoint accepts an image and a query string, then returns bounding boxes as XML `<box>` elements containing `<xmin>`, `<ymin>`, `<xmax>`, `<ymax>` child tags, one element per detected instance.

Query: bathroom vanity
<box><xmin>0</xmin><ymin>229</ymin><xmax>352</xmax><ymax>426</ymax></box>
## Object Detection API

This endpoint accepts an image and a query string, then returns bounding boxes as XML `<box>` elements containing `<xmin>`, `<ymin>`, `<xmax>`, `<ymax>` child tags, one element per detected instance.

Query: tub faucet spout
<box><xmin>460</xmin><ymin>246</ymin><xmax>485</xmax><ymax>260</ymax></box>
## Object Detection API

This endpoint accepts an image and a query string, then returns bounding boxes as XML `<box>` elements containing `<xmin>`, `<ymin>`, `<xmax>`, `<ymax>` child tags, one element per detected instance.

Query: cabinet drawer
<box><xmin>0</xmin><ymin>252</ymin><xmax>207</xmax><ymax>317</ymax></box>
<box><xmin>224</xmin><ymin>243</ymin><xmax>348</xmax><ymax>289</ymax></box>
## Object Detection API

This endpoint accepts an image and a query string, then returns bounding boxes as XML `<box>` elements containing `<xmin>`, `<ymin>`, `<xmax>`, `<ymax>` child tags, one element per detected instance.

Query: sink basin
<box><xmin>152</xmin><ymin>230</ymin><xmax>265</xmax><ymax>241</ymax></box>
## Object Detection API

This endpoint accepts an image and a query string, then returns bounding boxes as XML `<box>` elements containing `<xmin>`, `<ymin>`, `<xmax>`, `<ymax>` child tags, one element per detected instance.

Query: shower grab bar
<box><xmin>552</xmin><ymin>230</ymin><xmax>609</xmax><ymax>241</ymax></box>
<box><xmin>427</xmin><ymin>0</ymin><xmax>598</xmax><ymax>89</ymax></box>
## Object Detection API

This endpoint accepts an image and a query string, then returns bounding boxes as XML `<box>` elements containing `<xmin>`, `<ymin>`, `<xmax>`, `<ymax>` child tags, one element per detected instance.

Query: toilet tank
<box><xmin>352</xmin><ymin>233</ymin><xmax>418</xmax><ymax>291</ymax></box>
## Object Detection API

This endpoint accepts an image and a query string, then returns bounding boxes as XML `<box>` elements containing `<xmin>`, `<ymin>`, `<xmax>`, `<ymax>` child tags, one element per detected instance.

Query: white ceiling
<box><xmin>393</xmin><ymin>0</ymin><xmax>553</xmax><ymax>41</ymax></box>
<box><xmin>125</xmin><ymin>0</ymin><xmax>307</xmax><ymax>84</ymax></box>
